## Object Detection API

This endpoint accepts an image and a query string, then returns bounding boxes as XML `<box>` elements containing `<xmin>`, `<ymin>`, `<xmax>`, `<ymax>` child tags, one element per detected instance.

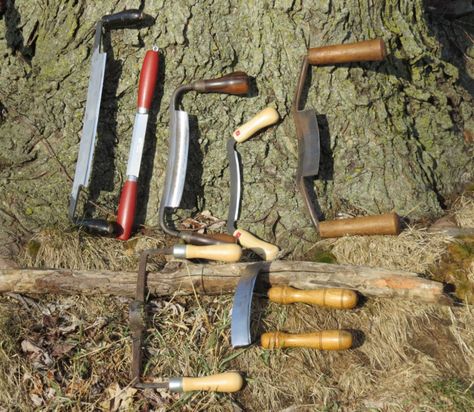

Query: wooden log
<box><xmin>0</xmin><ymin>260</ymin><xmax>449</xmax><ymax>303</ymax></box>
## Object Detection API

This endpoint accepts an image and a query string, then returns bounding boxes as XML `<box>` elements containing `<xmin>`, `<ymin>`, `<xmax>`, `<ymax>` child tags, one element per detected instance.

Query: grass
<box><xmin>0</xmin><ymin>196</ymin><xmax>473</xmax><ymax>410</ymax></box>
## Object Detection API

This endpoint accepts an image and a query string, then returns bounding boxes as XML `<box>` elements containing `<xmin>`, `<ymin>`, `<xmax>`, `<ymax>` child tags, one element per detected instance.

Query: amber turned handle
<box><xmin>268</xmin><ymin>286</ymin><xmax>358</xmax><ymax>309</ymax></box>
<box><xmin>307</xmin><ymin>38</ymin><xmax>386</xmax><ymax>65</ymax></box>
<box><xmin>261</xmin><ymin>330</ymin><xmax>353</xmax><ymax>350</ymax></box>
<box><xmin>319</xmin><ymin>212</ymin><xmax>401</xmax><ymax>238</ymax></box>
<box><xmin>192</xmin><ymin>71</ymin><xmax>250</xmax><ymax>95</ymax></box>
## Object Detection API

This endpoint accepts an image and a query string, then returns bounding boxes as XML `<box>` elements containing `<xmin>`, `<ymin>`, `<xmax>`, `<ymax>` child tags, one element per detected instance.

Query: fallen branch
<box><xmin>0</xmin><ymin>260</ymin><xmax>449</xmax><ymax>303</ymax></box>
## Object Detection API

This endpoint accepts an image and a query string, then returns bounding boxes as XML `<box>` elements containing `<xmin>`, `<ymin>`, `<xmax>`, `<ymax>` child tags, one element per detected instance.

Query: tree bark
<box><xmin>0</xmin><ymin>261</ymin><xmax>448</xmax><ymax>303</ymax></box>
<box><xmin>0</xmin><ymin>1</ymin><xmax>472</xmax><ymax>255</ymax></box>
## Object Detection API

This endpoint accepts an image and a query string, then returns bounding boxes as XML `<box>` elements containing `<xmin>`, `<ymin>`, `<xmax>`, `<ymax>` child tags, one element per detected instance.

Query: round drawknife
<box><xmin>227</xmin><ymin>107</ymin><xmax>280</xmax><ymax>260</ymax></box>
<box><xmin>116</xmin><ymin>46</ymin><xmax>159</xmax><ymax>240</ymax></box>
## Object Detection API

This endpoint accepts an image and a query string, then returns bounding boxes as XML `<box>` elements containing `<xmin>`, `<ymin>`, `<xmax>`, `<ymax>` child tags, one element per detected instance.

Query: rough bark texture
<box><xmin>0</xmin><ymin>1</ymin><xmax>473</xmax><ymax>254</ymax></box>
<box><xmin>0</xmin><ymin>260</ymin><xmax>448</xmax><ymax>303</ymax></box>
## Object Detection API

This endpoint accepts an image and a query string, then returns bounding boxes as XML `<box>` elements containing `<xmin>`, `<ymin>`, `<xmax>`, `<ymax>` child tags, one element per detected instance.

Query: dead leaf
<box><xmin>100</xmin><ymin>383</ymin><xmax>137</xmax><ymax>412</ymax></box>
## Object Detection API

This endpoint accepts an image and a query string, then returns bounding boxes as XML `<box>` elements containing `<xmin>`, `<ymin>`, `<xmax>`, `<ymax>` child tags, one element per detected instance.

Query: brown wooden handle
<box><xmin>307</xmin><ymin>38</ymin><xmax>386</xmax><ymax>65</ymax></box>
<box><xmin>319</xmin><ymin>212</ymin><xmax>401</xmax><ymax>238</ymax></box>
<box><xmin>181</xmin><ymin>372</ymin><xmax>244</xmax><ymax>393</ymax></box>
<box><xmin>192</xmin><ymin>71</ymin><xmax>250</xmax><ymax>95</ymax></box>
<box><xmin>261</xmin><ymin>330</ymin><xmax>352</xmax><ymax>350</ymax></box>
<box><xmin>268</xmin><ymin>286</ymin><xmax>358</xmax><ymax>309</ymax></box>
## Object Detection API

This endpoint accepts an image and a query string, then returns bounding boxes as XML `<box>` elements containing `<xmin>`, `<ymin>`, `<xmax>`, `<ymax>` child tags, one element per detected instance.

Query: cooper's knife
<box><xmin>159</xmin><ymin>72</ymin><xmax>251</xmax><ymax>246</ymax></box>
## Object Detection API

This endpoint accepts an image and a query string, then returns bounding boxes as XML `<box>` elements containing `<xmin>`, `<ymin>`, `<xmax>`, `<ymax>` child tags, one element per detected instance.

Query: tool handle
<box><xmin>261</xmin><ymin>330</ymin><xmax>352</xmax><ymax>350</ymax></box>
<box><xmin>116</xmin><ymin>180</ymin><xmax>137</xmax><ymax>240</ymax></box>
<box><xmin>101</xmin><ymin>9</ymin><xmax>146</xmax><ymax>29</ymax></box>
<box><xmin>307</xmin><ymin>38</ymin><xmax>386</xmax><ymax>65</ymax></box>
<box><xmin>181</xmin><ymin>232</ymin><xmax>237</xmax><ymax>245</ymax></box>
<box><xmin>268</xmin><ymin>286</ymin><xmax>358</xmax><ymax>309</ymax></box>
<box><xmin>319</xmin><ymin>212</ymin><xmax>400</xmax><ymax>238</ymax></box>
<box><xmin>233</xmin><ymin>228</ymin><xmax>279</xmax><ymax>261</ymax></box>
<box><xmin>177</xmin><ymin>244</ymin><xmax>242</xmax><ymax>262</ymax></box>
<box><xmin>192</xmin><ymin>71</ymin><xmax>250</xmax><ymax>95</ymax></box>
<box><xmin>180</xmin><ymin>372</ymin><xmax>244</xmax><ymax>393</ymax></box>
<box><xmin>233</xmin><ymin>107</ymin><xmax>280</xmax><ymax>143</ymax></box>
<box><xmin>137</xmin><ymin>48</ymin><xmax>159</xmax><ymax>111</ymax></box>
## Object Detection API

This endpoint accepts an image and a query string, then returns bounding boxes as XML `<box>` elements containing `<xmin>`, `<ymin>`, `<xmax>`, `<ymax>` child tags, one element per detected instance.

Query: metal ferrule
<box><xmin>172</xmin><ymin>244</ymin><xmax>187</xmax><ymax>259</ymax></box>
<box><xmin>168</xmin><ymin>377</ymin><xmax>183</xmax><ymax>392</ymax></box>
<box><xmin>137</xmin><ymin>107</ymin><xmax>148</xmax><ymax>114</ymax></box>
<box><xmin>126</xmin><ymin>175</ymin><xmax>138</xmax><ymax>182</ymax></box>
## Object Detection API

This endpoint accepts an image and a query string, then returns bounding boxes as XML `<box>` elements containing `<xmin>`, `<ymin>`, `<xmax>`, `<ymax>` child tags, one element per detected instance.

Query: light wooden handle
<box><xmin>268</xmin><ymin>286</ymin><xmax>358</xmax><ymax>309</ymax></box>
<box><xmin>184</xmin><ymin>244</ymin><xmax>242</xmax><ymax>262</ymax></box>
<box><xmin>232</xmin><ymin>107</ymin><xmax>279</xmax><ymax>143</ymax></box>
<box><xmin>181</xmin><ymin>372</ymin><xmax>244</xmax><ymax>393</ymax></box>
<box><xmin>307</xmin><ymin>38</ymin><xmax>386</xmax><ymax>65</ymax></box>
<box><xmin>261</xmin><ymin>330</ymin><xmax>352</xmax><ymax>350</ymax></box>
<box><xmin>233</xmin><ymin>228</ymin><xmax>279</xmax><ymax>261</ymax></box>
<box><xmin>319</xmin><ymin>212</ymin><xmax>401</xmax><ymax>238</ymax></box>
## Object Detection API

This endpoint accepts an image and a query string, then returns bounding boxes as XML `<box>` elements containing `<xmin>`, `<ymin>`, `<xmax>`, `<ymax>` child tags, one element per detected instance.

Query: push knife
<box><xmin>116</xmin><ymin>47</ymin><xmax>159</xmax><ymax>240</ymax></box>
<box><xmin>227</xmin><ymin>107</ymin><xmax>280</xmax><ymax>260</ymax></box>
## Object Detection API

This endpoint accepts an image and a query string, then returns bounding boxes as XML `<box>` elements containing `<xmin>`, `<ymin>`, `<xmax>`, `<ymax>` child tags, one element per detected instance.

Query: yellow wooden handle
<box><xmin>181</xmin><ymin>372</ymin><xmax>244</xmax><ymax>392</ymax></box>
<box><xmin>184</xmin><ymin>244</ymin><xmax>242</xmax><ymax>262</ymax></box>
<box><xmin>261</xmin><ymin>330</ymin><xmax>353</xmax><ymax>350</ymax></box>
<box><xmin>233</xmin><ymin>228</ymin><xmax>279</xmax><ymax>261</ymax></box>
<box><xmin>232</xmin><ymin>107</ymin><xmax>279</xmax><ymax>143</ymax></box>
<box><xmin>268</xmin><ymin>287</ymin><xmax>358</xmax><ymax>309</ymax></box>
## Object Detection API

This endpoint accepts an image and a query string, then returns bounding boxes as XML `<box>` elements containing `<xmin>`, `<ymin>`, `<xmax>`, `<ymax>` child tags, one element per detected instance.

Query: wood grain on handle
<box><xmin>233</xmin><ymin>228</ymin><xmax>279</xmax><ymax>261</ymax></box>
<box><xmin>233</xmin><ymin>107</ymin><xmax>280</xmax><ymax>143</ymax></box>
<box><xmin>261</xmin><ymin>330</ymin><xmax>353</xmax><ymax>350</ymax></box>
<box><xmin>184</xmin><ymin>244</ymin><xmax>242</xmax><ymax>262</ymax></box>
<box><xmin>192</xmin><ymin>71</ymin><xmax>250</xmax><ymax>95</ymax></box>
<box><xmin>268</xmin><ymin>286</ymin><xmax>358</xmax><ymax>309</ymax></box>
<box><xmin>307</xmin><ymin>38</ymin><xmax>386</xmax><ymax>65</ymax></box>
<box><xmin>181</xmin><ymin>372</ymin><xmax>244</xmax><ymax>393</ymax></box>
<box><xmin>319</xmin><ymin>212</ymin><xmax>401</xmax><ymax>238</ymax></box>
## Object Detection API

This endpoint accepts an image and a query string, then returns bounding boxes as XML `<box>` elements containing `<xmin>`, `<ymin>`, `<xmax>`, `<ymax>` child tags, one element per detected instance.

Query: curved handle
<box><xmin>180</xmin><ymin>372</ymin><xmax>244</xmax><ymax>393</ymax></box>
<box><xmin>261</xmin><ymin>330</ymin><xmax>353</xmax><ymax>350</ymax></box>
<box><xmin>233</xmin><ymin>228</ymin><xmax>279</xmax><ymax>261</ymax></box>
<box><xmin>137</xmin><ymin>48</ymin><xmax>159</xmax><ymax>111</ymax></box>
<box><xmin>116</xmin><ymin>180</ymin><xmax>138</xmax><ymax>240</ymax></box>
<box><xmin>233</xmin><ymin>107</ymin><xmax>280</xmax><ymax>143</ymax></box>
<box><xmin>268</xmin><ymin>287</ymin><xmax>358</xmax><ymax>309</ymax></box>
<box><xmin>192</xmin><ymin>71</ymin><xmax>250</xmax><ymax>95</ymax></box>
<box><xmin>319</xmin><ymin>212</ymin><xmax>401</xmax><ymax>238</ymax></box>
<box><xmin>307</xmin><ymin>38</ymin><xmax>386</xmax><ymax>65</ymax></box>
<box><xmin>173</xmin><ymin>244</ymin><xmax>242</xmax><ymax>262</ymax></box>
<box><xmin>181</xmin><ymin>232</ymin><xmax>237</xmax><ymax>245</ymax></box>
<box><xmin>101</xmin><ymin>9</ymin><xmax>147</xmax><ymax>29</ymax></box>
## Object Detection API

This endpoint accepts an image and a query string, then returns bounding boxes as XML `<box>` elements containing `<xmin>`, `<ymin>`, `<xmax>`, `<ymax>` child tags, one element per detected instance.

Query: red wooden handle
<box><xmin>116</xmin><ymin>180</ymin><xmax>138</xmax><ymax>240</ymax></box>
<box><xmin>137</xmin><ymin>48</ymin><xmax>159</xmax><ymax>110</ymax></box>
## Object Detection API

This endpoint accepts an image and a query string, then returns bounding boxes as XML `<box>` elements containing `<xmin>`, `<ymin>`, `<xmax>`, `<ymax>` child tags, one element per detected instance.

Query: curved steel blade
<box><xmin>226</xmin><ymin>138</ymin><xmax>241</xmax><ymax>234</ymax></box>
<box><xmin>161</xmin><ymin>109</ymin><xmax>189</xmax><ymax>208</ymax></box>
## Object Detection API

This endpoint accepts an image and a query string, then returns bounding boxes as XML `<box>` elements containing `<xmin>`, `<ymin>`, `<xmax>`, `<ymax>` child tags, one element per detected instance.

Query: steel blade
<box><xmin>161</xmin><ymin>110</ymin><xmax>189</xmax><ymax>208</ymax></box>
<box><xmin>226</xmin><ymin>138</ymin><xmax>241</xmax><ymax>234</ymax></box>
<box><xmin>294</xmin><ymin>109</ymin><xmax>320</xmax><ymax>177</ymax></box>
<box><xmin>231</xmin><ymin>263</ymin><xmax>261</xmax><ymax>348</ymax></box>
<box><xmin>125</xmin><ymin>113</ymin><xmax>149</xmax><ymax>178</ymax></box>
<box><xmin>69</xmin><ymin>38</ymin><xmax>107</xmax><ymax>220</ymax></box>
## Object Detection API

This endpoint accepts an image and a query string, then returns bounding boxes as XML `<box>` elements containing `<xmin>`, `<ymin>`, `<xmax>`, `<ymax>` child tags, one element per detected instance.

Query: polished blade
<box><xmin>226</xmin><ymin>138</ymin><xmax>241</xmax><ymax>234</ymax></box>
<box><xmin>161</xmin><ymin>109</ymin><xmax>189</xmax><ymax>208</ymax></box>
<box><xmin>294</xmin><ymin>109</ymin><xmax>320</xmax><ymax>177</ymax></box>
<box><xmin>125</xmin><ymin>113</ymin><xmax>149</xmax><ymax>178</ymax></box>
<box><xmin>69</xmin><ymin>38</ymin><xmax>107</xmax><ymax>220</ymax></box>
<box><xmin>231</xmin><ymin>263</ymin><xmax>260</xmax><ymax>348</ymax></box>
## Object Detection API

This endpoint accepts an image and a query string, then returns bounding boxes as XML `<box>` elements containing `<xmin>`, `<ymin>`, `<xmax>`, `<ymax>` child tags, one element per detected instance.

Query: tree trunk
<box><xmin>0</xmin><ymin>260</ymin><xmax>448</xmax><ymax>303</ymax></box>
<box><xmin>0</xmin><ymin>1</ymin><xmax>472</xmax><ymax>254</ymax></box>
